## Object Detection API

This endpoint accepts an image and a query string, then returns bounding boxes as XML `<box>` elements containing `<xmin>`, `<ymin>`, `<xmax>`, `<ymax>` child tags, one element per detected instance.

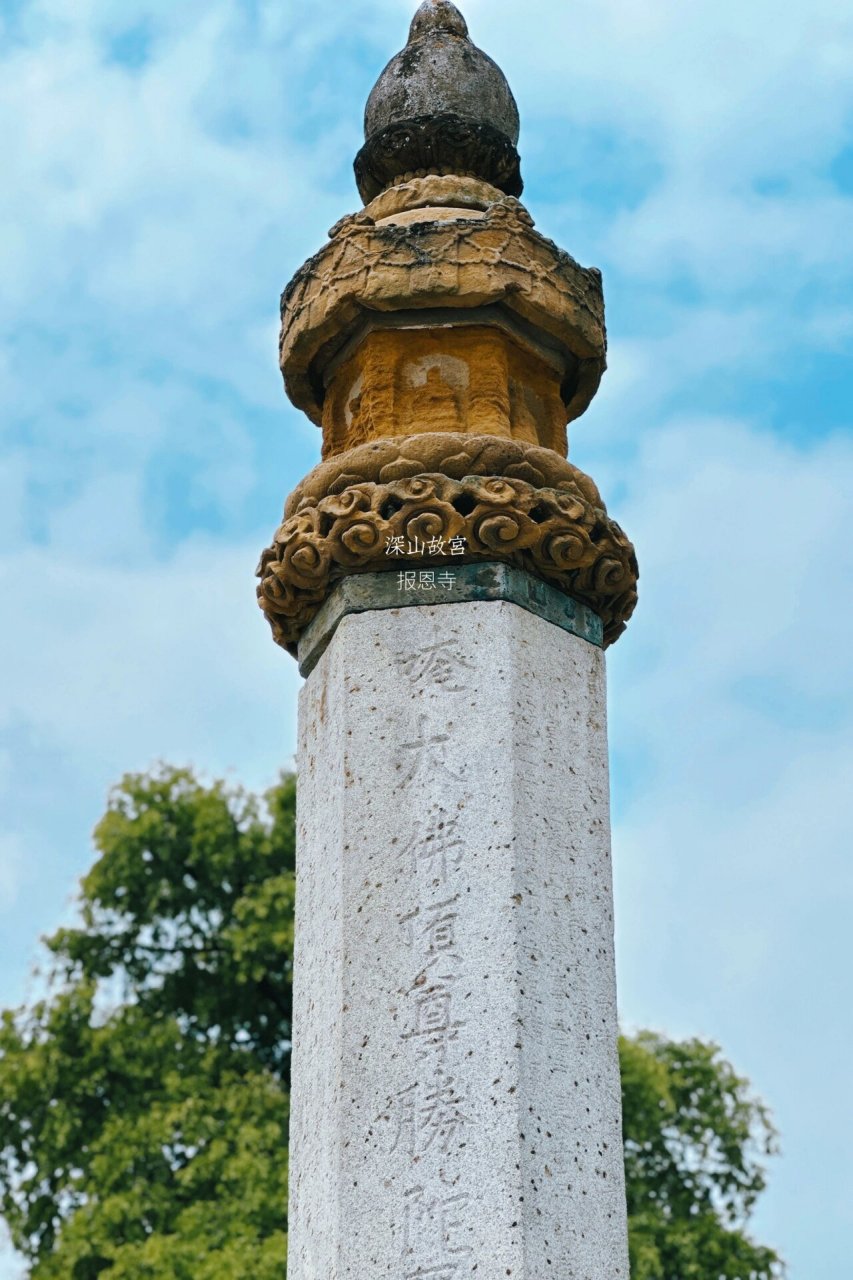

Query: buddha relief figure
<box><xmin>404</xmin><ymin>360</ymin><xmax>465</xmax><ymax>433</ymax></box>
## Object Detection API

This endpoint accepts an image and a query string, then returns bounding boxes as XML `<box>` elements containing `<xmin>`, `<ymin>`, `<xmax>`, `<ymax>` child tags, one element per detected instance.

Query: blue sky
<box><xmin>1</xmin><ymin>0</ymin><xmax>852</xmax><ymax>1274</ymax></box>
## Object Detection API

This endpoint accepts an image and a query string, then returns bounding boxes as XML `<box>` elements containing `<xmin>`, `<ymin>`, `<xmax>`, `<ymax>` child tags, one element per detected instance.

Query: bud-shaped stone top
<box><xmin>365</xmin><ymin>1</ymin><xmax>519</xmax><ymax>145</ymax></box>
<box><xmin>408</xmin><ymin>0</ymin><xmax>468</xmax><ymax>41</ymax></box>
<box><xmin>355</xmin><ymin>0</ymin><xmax>522</xmax><ymax>203</ymax></box>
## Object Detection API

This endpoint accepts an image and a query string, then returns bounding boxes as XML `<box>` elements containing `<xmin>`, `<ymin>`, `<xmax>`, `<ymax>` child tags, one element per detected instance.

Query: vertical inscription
<box><xmin>381</xmin><ymin>643</ymin><xmax>479</xmax><ymax>1274</ymax></box>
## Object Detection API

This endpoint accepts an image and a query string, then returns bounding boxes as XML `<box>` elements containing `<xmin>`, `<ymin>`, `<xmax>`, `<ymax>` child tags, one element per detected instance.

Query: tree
<box><xmin>621</xmin><ymin>1032</ymin><xmax>782</xmax><ymax>1279</ymax></box>
<box><xmin>0</xmin><ymin>767</ymin><xmax>783</xmax><ymax>1277</ymax></box>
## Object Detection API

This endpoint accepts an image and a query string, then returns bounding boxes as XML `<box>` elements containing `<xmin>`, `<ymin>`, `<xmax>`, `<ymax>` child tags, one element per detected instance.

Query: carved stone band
<box><xmin>280</xmin><ymin>198</ymin><xmax>606</xmax><ymax>431</ymax></box>
<box><xmin>354</xmin><ymin>112</ymin><xmax>524</xmax><ymax>204</ymax></box>
<box><xmin>256</xmin><ymin>473</ymin><xmax>638</xmax><ymax>654</ymax></box>
<box><xmin>284</xmin><ymin>432</ymin><xmax>603</xmax><ymax>518</ymax></box>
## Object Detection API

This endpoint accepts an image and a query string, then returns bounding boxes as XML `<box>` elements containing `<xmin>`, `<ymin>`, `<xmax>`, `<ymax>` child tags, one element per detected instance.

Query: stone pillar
<box><xmin>287</xmin><ymin>568</ymin><xmax>629</xmax><ymax>1278</ymax></box>
<box><xmin>255</xmin><ymin>3</ymin><xmax>640</xmax><ymax>1277</ymax></box>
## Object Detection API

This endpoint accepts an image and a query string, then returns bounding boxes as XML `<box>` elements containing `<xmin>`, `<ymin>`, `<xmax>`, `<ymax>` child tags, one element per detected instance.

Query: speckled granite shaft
<box><xmin>289</xmin><ymin>598</ymin><xmax>629</xmax><ymax>1278</ymax></box>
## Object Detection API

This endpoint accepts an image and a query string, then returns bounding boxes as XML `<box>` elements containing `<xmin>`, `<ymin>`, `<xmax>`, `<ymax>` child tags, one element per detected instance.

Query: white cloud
<box><xmin>0</xmin><ymin>538</ymin><xmax>299</xmax><ymax>784</ymax></box>
<box><xmin>474</xmin><ymin>0</ymin><xmax>853</xmax><ymax>387</ymax></box>
<box><xmin>607</xmin><ymin>416</ymin><xmax>853</xmax><ymax>1276</ymax></box>
<box><xmin>591</xmin><ymin>307</ymin><xmax>776</xmax><ymax>431</ymax></box>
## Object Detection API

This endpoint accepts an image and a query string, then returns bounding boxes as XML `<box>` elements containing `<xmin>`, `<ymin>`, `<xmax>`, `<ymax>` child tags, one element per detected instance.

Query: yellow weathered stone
<box><xmin>280</xmin><ymin>199</ymin><xmax>605</xmax><ymax>434</ymax></box>
<box><xmin>364</xmin><ymin>174</ymin><xmax>506</xmax><ymax>222</ymax></box>
<box><xmin>375</xmin><ymin>205</ymin><xmax>487</xmax><ymax>227</ymax></box>
<box><xmin>320</xmin><ymin>328</ymin><xmax>567</xmax><ymax>459</ymax></box>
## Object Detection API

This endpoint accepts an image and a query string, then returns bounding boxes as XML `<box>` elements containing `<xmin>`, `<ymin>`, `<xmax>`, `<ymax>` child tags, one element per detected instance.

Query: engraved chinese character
<box><xmin>399</xmin><ymin>901</ymin><xmax>458</xmax><ymax>977</ymax></box>
<box><xmin>396</xmin><ymin>641</ymin><xmax>472</xmax><ymax>691</ymax></box>
<box><xmin>399</xmin><ymin>570</ymin><xmax>417</xmax><ymax>591</ymax></box>
<box><xmin>403</xmin><ymin>1182</ymin><xmax>474</xmax><ymax>1265</ymax></box>
<box><xmin>422</xmin><ymin>902</ymin><xmax>459</xmax><ymax>958</ymax></box>
<box><xmin>436</xmin><ymin>570</ymin><xmax>456</xmax><ymax>589</ymax></box>
<box><xmin>398</xmin><ymin>717</ymin><xmax>461</xmax><ymax>787</ymax></box>
<box><xmin>386</xmin><ymin>535</ymin><xmax>405</xmax><ymax>556</ymax></box>
<box><xmin>419</xmin><ymin>1074</ymin><xmax>470</xmax><ymax>1152</ymax></box>
<box><xmin>402</xmin><ymin>982</ymin><xmax>466</xmax><ymax>1064</ymax></box>
<box><xmin>400</xmin><ymin>804</ymin><xmax>464</xmax><ymax>881</ymax></box>
<box><xmin>419</xmin><ymin>570</ymin><xmax>436</xmax><ymax>590</ymax></box>
<box><xmin>400</xmin><ymin>895</ymin><xmax>461</xmax><ymax>959</ymax></box>
<box><xmin>412</xmin><ymin>987</ymin><xmax>452</xmax><ymax>1036</ymax></box>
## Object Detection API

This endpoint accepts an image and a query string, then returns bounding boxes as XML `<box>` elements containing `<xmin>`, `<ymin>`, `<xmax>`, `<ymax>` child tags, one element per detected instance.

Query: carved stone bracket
<box><xmin>257</xmin><ymin>467</ymin><xmax>638</xmax><ymax>655</ymax></box>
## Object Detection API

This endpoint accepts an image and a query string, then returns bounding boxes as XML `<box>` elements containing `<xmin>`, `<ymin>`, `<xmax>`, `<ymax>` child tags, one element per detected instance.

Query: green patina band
<box><xmin>298</xmin><ymin>561</ymin><xmax>603</xmax><ymax>676</ymax></box>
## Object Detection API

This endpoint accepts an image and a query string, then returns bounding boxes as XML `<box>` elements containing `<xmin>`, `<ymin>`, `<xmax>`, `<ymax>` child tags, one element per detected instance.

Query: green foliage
<box><xmin>0</xmin><ymin>767</ymin><xmax>294</xmax><ymax>1277</ymax></box>
<box><xmin>620</xmin><ymin>1031</ymin><xmax>783</xmax><ymax>1278</ymax></box>
<box><xmin>0</xmin><ymin>765</ymin><xmax>783</xmax><ymax>1277</ymax></box>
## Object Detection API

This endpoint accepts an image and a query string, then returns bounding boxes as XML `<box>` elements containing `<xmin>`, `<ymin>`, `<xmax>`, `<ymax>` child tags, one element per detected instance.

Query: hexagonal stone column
<box><xmin>287</xmin><ymin>574</ymin><xmax>629</xmax><ymax>1279</ymax></box>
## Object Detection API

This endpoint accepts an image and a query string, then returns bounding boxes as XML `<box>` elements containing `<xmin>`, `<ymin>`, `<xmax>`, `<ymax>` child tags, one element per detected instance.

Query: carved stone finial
<box><xmin>355</xmin><ymin>0</ymin><xmax>522</xmax><ymax>202</ymax></box>
<box><xmin>408</xmin><ymin>0</ymin><xmax>469</xmax><ymax>42</ymax></box>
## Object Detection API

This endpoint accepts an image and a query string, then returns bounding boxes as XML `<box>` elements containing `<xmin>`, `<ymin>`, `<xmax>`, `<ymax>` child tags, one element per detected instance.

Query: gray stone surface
<box><xmin>289</xmin><ymin>598</ymin><xmax>629</xmax><ymax>1277</ymax></box>
<box><xmin>410</xmin><ymin>0</ymin><xmax>469</xmax><ymax>43</ymax></box>
<box><xmin>364</xmin><ymin>1</ymin><xmax>520</xmax><ymax>146</ymax></box>
<box><xmin>297</xmin><ymin>562</ymin><xmax>603</xmax><ymax>677</ymax></box>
